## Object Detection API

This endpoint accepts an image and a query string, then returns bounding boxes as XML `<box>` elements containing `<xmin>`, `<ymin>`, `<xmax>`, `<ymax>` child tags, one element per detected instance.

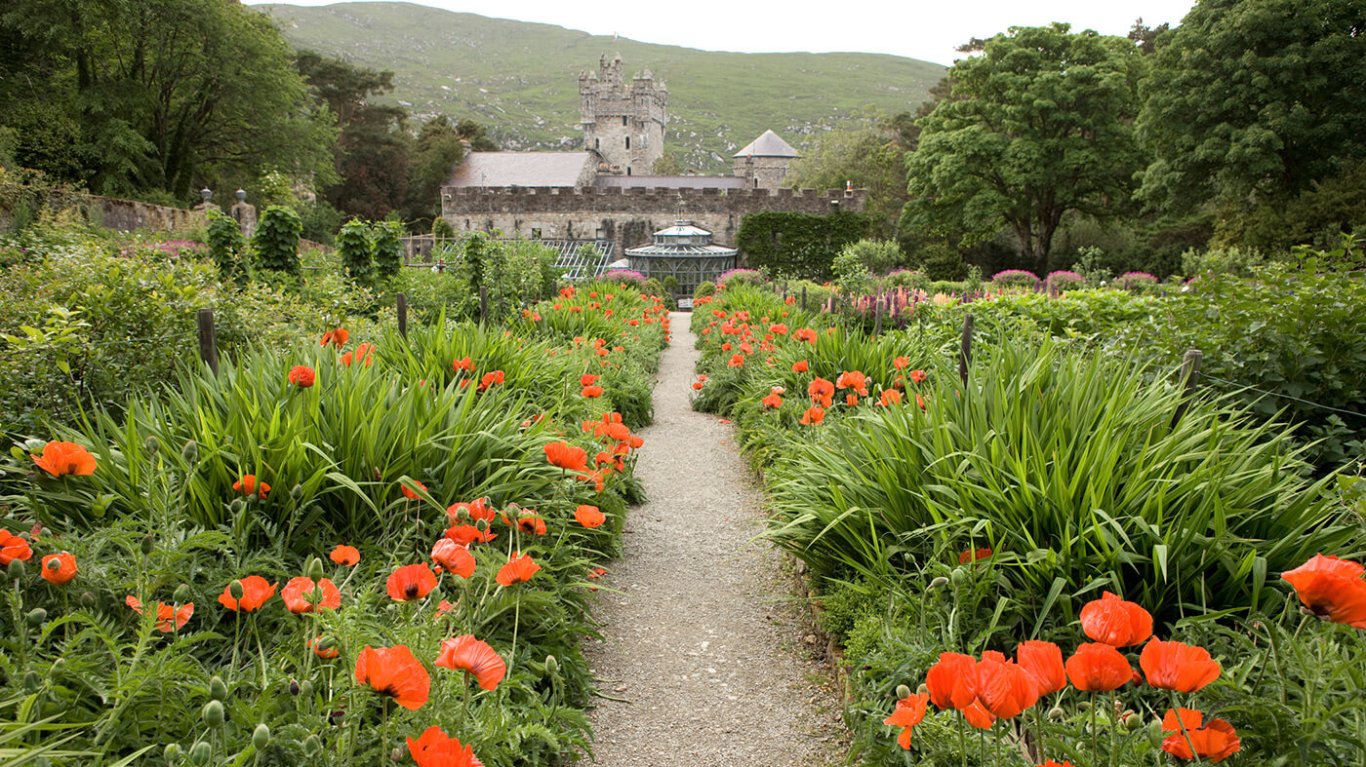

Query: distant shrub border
<box><xmin>735</xmin><ymin>211</ymin><xmax>869</xmax><ymax>281</ymax></box>
<box><xmin>991</xmin><ymin>269</ymin><xmax>1040</xmax><ymax>287</ymax></box>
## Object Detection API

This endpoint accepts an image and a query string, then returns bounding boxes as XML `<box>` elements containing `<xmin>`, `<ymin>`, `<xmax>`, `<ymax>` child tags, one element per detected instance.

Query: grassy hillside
<box><xmin>257</xmin><ymin>2</ymin><xmax>946</xmax><ymax>172</ymax></box>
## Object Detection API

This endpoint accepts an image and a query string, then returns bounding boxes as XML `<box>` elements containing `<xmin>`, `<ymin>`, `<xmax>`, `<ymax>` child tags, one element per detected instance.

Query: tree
<box><xmin>1136</xmin><ymin>0</ymin><xmax>1366</xmax><ymax>225</ymax></box>
<box><xmin>785</xmin><ymin>112</ymin><xmax>919</xmax><ymax>238</ymax></box>
<box><xmin>903</xmin><ymin>24</ymin><xmax>1145</xmax><ymax>273</ymax></box>
<box><xmin>404</xmin><ymin>116</ymin><xmax>466</xmax><ymax>226</ymax></box>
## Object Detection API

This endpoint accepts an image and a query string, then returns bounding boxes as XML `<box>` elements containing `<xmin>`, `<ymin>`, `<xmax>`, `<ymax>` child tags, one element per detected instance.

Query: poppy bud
<box><xmin>26</xmin><ymin>608</ymin><xmax>47</xmax><ymax>626</ymax></box>
<box><xmin>949</xmin><ymin>567</ymin><xmax>965</xmax><ymax>588</ymax></box>
<box><xmin>173</xmin><ymin>584</ymin><xmax>193</xmax><ymax>604</ymax></box>
<box><xmin>289</xmin><ymin>679</ymin><xmax>300</xmax><ymax>696</ymax></box>
<box><xmin>1048</xmin><ymin>706</ymin><xmax>1066</xmax><ymax>721</ymax></box>
<box><xmin>209</xmin><ymin>676</ymin><xmax>228</xmax><ymax>701</ymax></box>
<box><xmin>303</xmin><ymin>735</ymin><xmax>322</xmax><ymax>756</ymax></box>
<box><xmin>252</xmin><ymin>723</ymin><xmax>271</xmax><ymax>750</ymax></box>
<box><xmin>202</xmin><ymin>700</ymin><xmax>225</xmax><ymax>727</ymax></box>
<box><xmin>299</xmin><ymin>680</ymin><xmax>314</xmax><ymax>699</ymax></box>
<box><xmin>1076</xmin><ymin>700</ymin><xmax>1092</xmax><ymax>712</ymax></box>
<box><xmin>545</xmin><ymin>655</ymin><xmax>558</xmax><ymax>675</ymax></box>
<box><xmin>1146</xmin><ymin>717</ymin><xmax>1164</xmax><ymax>746</ymax></box>
<box><xmin>8</xmin><ymin>559</ymin><xmax>25</xmax><ymax>579</ymax></box>
<box><xmin>189</xmin><ymin>741</ymin><xmax>212</xmax><ymax>765</ymax></box>
<box><xmin>328</xmin><ymin>709</ymin><xmax>345</xmax><ymax>726</ymax></box>
<box><xmin>140</xmin><ymin>534</ymin><xmax>156</xmax><ymax>556</ymax></box>
<box><xmin>305</xmin><ymin>557</ymin><xmax>325</xmax><ymax>581</ymax></box>
<box><xmin>164</xmin><ymin>743</ymin><xmax>183</xmax><ymax>763</ymax></box>
<box><xmin>291</xmin><ymin>484</ymin><xmax>304</xmax><ymax>501</ymax></box>
<box><xmin>315</xmin><ymin>636</ymin><xmax>337</xmax><ymax>652</ymax></box>
<box><xmin>182</xmin><ymin>440</ymin><xmax>199</xmax><ymax>463</ymax></box>
<box><xmin>927</xmin><ymin>576</ymin><xmax>949</xmax><ymax>591</ymax></box>
<box><xmin>229</xmin><ymin>498</ymin><xmax>247</xmax><ymax>514</ymax></box>
<box><xmin>228</xmin><ymin>580</ymin><xmax>245</xmax><ymax>600</ymax></box>
<box><xmin>23</xmin><ymin>670</ymin><xmax>41</xmax><ymax>692</ymax></box>
<box><xmin>916</xmin><ymin>683</ymin><xmax>929</xmax><ymax>695</ymax></box>
<box><xmin>79</xmin><ymin>590</ymin><xmax>96</xmax><ymax>608</ymax></box>
<box><xmin>1118</xmin><ymin>710</ymin><xmax>1138</xmax><ymax>732</ymax></box>
<box><xmin>145</xmin><ymin>435</ymin><xmax>159</xmax><ymax>454</ymax></box>
<box><xmin>391</xmin><ymin>746</ymin><xmax>405</xmax><ymax>762</ymax></box>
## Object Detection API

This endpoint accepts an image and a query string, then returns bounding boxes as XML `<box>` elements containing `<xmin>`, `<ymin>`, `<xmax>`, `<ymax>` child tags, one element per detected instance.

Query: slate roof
<box><xmin>733</xmin><ymin>129</ymin><xmax>800</xmax><ymax>158</ymax></box>
<box><xmin>447</xmin><ymin>152</ymin><xmax>594</xmax><ymax>188</ymax></box>
<box><xmin>594</xmin><ymin>175</ymin><xmax>748</xmax><ymax>190</ymax></box>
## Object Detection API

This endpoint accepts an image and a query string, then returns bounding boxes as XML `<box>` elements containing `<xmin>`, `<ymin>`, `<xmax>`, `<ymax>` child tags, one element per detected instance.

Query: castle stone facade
<box><xmin>441</xmin><ymin>56</ymin><xmax>864</xmax><ymax>260</ymax></box>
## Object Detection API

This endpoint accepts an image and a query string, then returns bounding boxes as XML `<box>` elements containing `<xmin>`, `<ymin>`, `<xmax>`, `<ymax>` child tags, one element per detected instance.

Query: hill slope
<box><xmin>257</xmin><ymin>2</ymin><xmax>946</xmax><ymax>172</ymax></box>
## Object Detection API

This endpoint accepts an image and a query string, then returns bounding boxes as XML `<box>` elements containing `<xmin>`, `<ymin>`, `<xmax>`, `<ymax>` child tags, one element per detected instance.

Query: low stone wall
<box><xmin>81</xmin><ymin>195</ymin><xmax>201</xmax><ymax>232</ymax></box>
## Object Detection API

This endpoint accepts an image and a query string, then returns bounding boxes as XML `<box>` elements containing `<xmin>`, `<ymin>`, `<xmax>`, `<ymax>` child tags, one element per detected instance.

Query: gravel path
<box><xmin>584</xmin><ymin>312</ymin><xmax>839</xmax><ymax>766</ymax></box>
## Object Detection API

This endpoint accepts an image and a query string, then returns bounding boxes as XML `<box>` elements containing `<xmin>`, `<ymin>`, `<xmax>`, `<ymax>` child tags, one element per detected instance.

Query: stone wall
<box><xmin>440</xmin><ymin>185</ymin><xmax>866</xmax><ymax>259</ymax></box>
<box><xmin>83</xmin><ymin>195</ymin><xmax>201</xmax><ymax>231</ymax></box>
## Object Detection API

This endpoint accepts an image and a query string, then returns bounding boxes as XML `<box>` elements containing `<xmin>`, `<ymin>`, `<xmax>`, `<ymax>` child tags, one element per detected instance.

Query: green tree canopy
<box><xmin>903</xmin><ymin>24</ymin><xmax>1145</xmax><ymax>273</ymax></box>
<box><xmin>1137</xmin><ymin>0</ymin><xmax>1366</xmax><ymax>214</ymax></box>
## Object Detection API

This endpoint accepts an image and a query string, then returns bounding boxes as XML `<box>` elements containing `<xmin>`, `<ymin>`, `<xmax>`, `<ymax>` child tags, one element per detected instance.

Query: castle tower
<box><xmin>733</xmin><ymin>129</ymin><xmax>800</xmax><ymax>190</ymax></box>
<box><xmin>579</xmin><ymin>55</ymin><xmax>668</xmax><ymax>176</ymax></box>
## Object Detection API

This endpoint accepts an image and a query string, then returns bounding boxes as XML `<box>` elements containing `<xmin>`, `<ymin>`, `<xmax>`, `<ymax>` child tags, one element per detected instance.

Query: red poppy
<box><xmin>1016</xmin><ymin>640</ymin><xmax>1066</xmax><ymax>696</ymax></box>
<box><xmin>1281</xmin><ymin>554</ymin><xmax>1366</xmax><ymax>629</ymax></box>
<box><xmin>387</xmin><ymin>564</ymin><xmax>439</xmax><ymax>601</ymax></box>
<box><xmin>794</xmin><ymin>328</ymin><xmax>818</xmax><ymax>344</ymax></box>
<box><xmin>355</xmin><ymin>645</ymin><xmax>430</xmax><ymax>710</ymax></box>
<box><xmin>1079</xmin><ymin>591</ymin><xmax>1153</xmax><ymax>647</ymax></box>
<box><xmin>477</xmin><ymin>370</ymin><xmax>504</xmax><ymax>391</ymax></box>
<box><xmin>445</xmin><ymin>524</ymin><xmax>497</xmax><ymax>546</ymax></box>
<box><xmin>975</xmin><ymin>652</ymin><xmax>1039</xmax><ymax>719</ymax></box>
<box><xmin>580</xmin><ymin>374</ymin><xmax>599</xmax><ymax>386</ymax></box>
<box><xmin>281</xmin><ymin>576</ymin><xmax>342</xmax><ymax>613</ymax></box>
<box><xmin>545</xmin><ymin>441</ymin><xmax>589</xmax><ymax>471</ymax></box>
<box><xmin>309</xmin><ymin>636</ymin><xmax>340</xmax><ymax>659</ymax></box>
<box><xmin>792</xmin><ymin>360</ymin><xmax>809</xmax><ymax>373</ymax></box>
<box><xmin>925</xmin><ymin>652</ymin><xmax>978</xmax><ymax>711</ymax></box>
<box><xmin>217</xmin><ymin>575</ymin><xmax>277</xmax><ymax>612</ymax></box>
<box><xmin>330</xmin><ymin>544</ymin><xmax>360</xmax><ymax>567</ymax></box>
<box><xmin>496</xmin><ymin>552</ymin><xmax>540</xmax><ymax>587</ymax></box>
<box><xmin>431</xmin><ymin>539</ymin><xmax>477</xmax><ymax>578</ymax></box>
<box><xmin>40</xmin><ymin>551</ymin><xmax>78</xmax><ymax>585</ymax></box>
<box><xmin>446</xmin><ymin>498</ymin><xmax>496</xmax><ymax>523</ymax></box>
<box><xmin>1065</xmin><ymin>642</ymin><xmax>1134</xmax><ymax>692</ymax></box>
<box><xmin>126</xmin><ymin>595</ymin><xmax>193</xmax><ymax>632</ymax></box>
<box><xmin>893</xmin><ymin>356</ymin><xmax>910</xmax><ymax>370</ymax></box>
<box><xmin>1036</xmin><ymin>762</ymin><xmax>1076</xmax><ymax>767</ymax></box>
<box><xmin>691</xmin><ymin>381</ymin><xmax>705</xmax><ymax>391</ymax></box>
<box><xmin>452</xmin><ymin>356</ymin><xmax>473</xmax><ymax>372</ymax></box>
<box><xmin>0</xmin><ymin>530</ymin><xmax>33</xmax><ymax>566</ymax></box>
<box><xmin>761</xmin><ymin>392</ymin><xmax>783</xmax><ymax>409</ymax></box>
<box><xmin>807</xmin><ymin>378</ymin><xmax>835</xmax><ymax>407</ymax></box>
<box><xmin>959</xmin><ymin>548</ymin><xmax>993</xmax><ymax>564</ymax></box>
<box><xmin>836</xmin><ymin>370</ymin><xmax>869</xmax><ymax>396</ymax></box>
<box><xmin>575</xmin><ymin>504</ymin><xmax>606</xmax><ymax>529</ymax></box>
<box><xmin>401</xmin><ymin>480</ymin><xmax>428</xmax><ymax>501</ymax></box>
<box><xmin>878</xmin><ymin>389</ymin><xmax>903</xmax><ymax>407</ymax></box>
<box><xmin>31</xmin><ymin>441</ymin><xmax>98</xmax><ymax>477</ymax></box>
<box><xmin>341</xmin><ymin>343</ymin><xmax>376</xmax><ymax>367</ymax></box>
<box><xmin>581</xmin><ymin>384</ymin><xmax>604</xmax><ymax>398</ymax></box>
<box><xmin>883</xmin><ymin>691</ymin><xmax>929</xmax><ymax>749</ymax></box>
<box><xmin>909</xmin><ymin>369</ymin><xmax>927</xmax><ymax>384</ymax></box>
<box><xmin>320</xmin><ymin>328</ymin><xmax>349</xmax><ymax>348</ymax></box>
<box><xmin>728</xmin><ymin>353</ymin><xmax>745</xmax><ymax>368</ymax></box>
<box><xmin>962</xmin><ymin>700</ymin><xmax>996</xmax><ymax>730</ymax></box>
<box><xmin>1140</xmin><ymin>638</ymin><xmax>1221</xmax><ymax>692</ymax></box>
<box><xmin>799</xmin><ymin>406</ymin><xmax>826</xmax><ymax>426</ymax></box>
<box><xmin>435</xmin><ymin>634</ymin><xmax>507</xmax><ymax>691</ymax></box>
<box><xmin>407</xmin><ymin>726</ymin><xmax>484</xmax><ymax>767</ymax></box>
<box><xmin>232</xmin><ymin>474</ymin><xmax>270</xmax><ymax>499</ymax></box>
<box><xmin>288</xmin><ymin>365</ymin><xmax>316</xmax><ymax>388</ymax></box>
<box><xmin>1160</xmin><ymin>709</ymin><xmax>1241</xmax><ymax>763</ymax></box>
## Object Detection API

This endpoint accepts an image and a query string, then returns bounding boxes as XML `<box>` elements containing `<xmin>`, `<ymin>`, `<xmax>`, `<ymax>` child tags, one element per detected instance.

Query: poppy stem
<box><xmin>956</xmin><ymin>713</ymin><xmax>967</xmax><ymax>767</ymax></box>
<box><xmin>1168</xmin><ymin>690</ymin><xmax>1201</xmax><ymax>764</ymax></box>
<box><xmin>1109</xmin><ymin>694</ymin><xmax>1119</xmax><ymax>767</ymax></box>
<box><xmin>1089</xmin><ymin>692</ymin><xmax>1098</xmax><ymax>766</ymax></box>
<box><xmin>509</xmin><ymin>592</ymin><xmax>522</xmax><ymax>674</ymax></box>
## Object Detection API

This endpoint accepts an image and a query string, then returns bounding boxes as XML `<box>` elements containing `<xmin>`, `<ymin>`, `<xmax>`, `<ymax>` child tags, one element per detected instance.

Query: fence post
<box><xmin>873</xmin><ymin>297</ymin><xmax>885</xmax><ymax>336</ymax></box>
<box><xmin>479</xmin><ymin>286</ymin><xmax>489</xmax><ymax>324</ymax></box>
<box><xmin>197</xmin><ymin>308</ymin><xmax>219</xmax><ymax>376</ymax></box>
<box><xmin>800</xmin><ymin>285</ymin><xmax>807</xmax><ymax>311</ymax></box>
<box><xmin>396</xmin><ymin>292</ymin><xmax>408</xmax><ymax>339</ymax></box>
<box><xmin>1171</xmin><ymin>348</ymin><xmax>1203</xmax><ymax>427</ymax></box>
<box><xmin>958</xmin><ymin>313</ymin><xmax>974</xmax><ymax>385</ymax></box>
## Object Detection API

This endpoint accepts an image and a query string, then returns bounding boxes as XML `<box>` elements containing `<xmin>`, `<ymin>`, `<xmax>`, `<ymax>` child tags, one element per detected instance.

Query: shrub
<box><xmin>991</xmin><ymin>268</ymin><xmax>1040</xmax><ymax>287</ymax></box>
<box><xmin>716</xmin><ymin>268</ymin><xmax>765</xmax><ymax>288</ymax></box>
<box><xmin>1115</xmin><ymin>270</ymin><xmax>1159</xmax><ymax>289</ymax></box>
<box><xmin>337</xmin><ymin>218</ymin><xmax>374</xmax><ymax>285</ymax></box>
<box><xmin>372</xmin><ymin>219</ymin><xmax>404</xmax><ymax>282</ymax></box>
<box><xmin>735</xmin><ymin>210</ymin><xmax>869</xmax><ymax>280</ymax></box>
<box><xmin>694</xmin><ymin>281</ymin><xmax>716</xmax><ymax>299</ymax></box>
<box><xmin>1044</xmin><ymin>269</ymin><xmax>1085</xmax><ymax>290</ymax></box>
<box><xmin>831</xmin><ymin>247</ymin><xmax>873</xmax><ymax>296</ymax></box>
<box><xmin>206</xmin><ymin>211</ymin><xmax>247</xmax><ymax>285</ymax></box>
<box><xmin>253</xmin><ymin>205</ymin><xmax>302</xmax><ymax>275</ymax></box>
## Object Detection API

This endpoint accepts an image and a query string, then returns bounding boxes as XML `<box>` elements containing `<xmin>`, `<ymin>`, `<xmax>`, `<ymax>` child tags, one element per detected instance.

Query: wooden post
<box><xmin>478</xmin><ymin>286</ymin><xmax>489</xmax><ymax>324</ymax></box>
<box><xmin>396</xmin><ymin>292</ymin><xmax>408</xmax><ymax>339</ymax></box>
<box><xmin>873</xmin><ymin>297</ymin><xmax>884</xmax><ymax>336</ymax></box>
<box><xmin>197</xmin><ymin>308</ymin><xmax>219</xmax><ymax>376</ymax></box>
<box><xmin>800</xmin><ymin>285</ymin><xmax>807</xmax><ymax>311</ymax></box>
<box><xmin>958</xmin><ymin>313</ymin><xmax>974</xmax><ymax>385</ymax></box>
<box><xmin>1171</xmin><ymin>348</ymin><xmax>1203</xmax><ymax>428</ymax></box>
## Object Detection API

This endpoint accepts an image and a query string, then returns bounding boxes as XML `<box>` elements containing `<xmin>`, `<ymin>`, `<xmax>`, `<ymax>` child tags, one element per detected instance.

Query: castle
<box><xmin>440</xmin><ymin>55</ymin><xmax>865</xmax><ymax>259</ymax></box>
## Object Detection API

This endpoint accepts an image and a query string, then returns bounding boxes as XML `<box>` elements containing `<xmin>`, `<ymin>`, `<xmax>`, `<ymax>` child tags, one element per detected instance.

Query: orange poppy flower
<box><xmin>0</xmin><ymin>530</ymin><xmax>33</xmax><ymax>566</ymax></box>
<box><xmin>281</xmin><ymin>576</ymin><xmax>342</xmax><ymax>613</ymax></box>
<box><xmin>445</xmin><ymin>524</ymin><xmax>497</xmax><ymax>546</ymax></box>
<box><xmin>878</xmin><ymin>389</ymin><xmax>903</xmax><ymax>407</ymax></box>
<box><xmin>909</xmin><ymin>369</ymin><xmax>928</xmax><ymax>384</ymax></box>
<box><xmin>545</xmin><ymin>441</ymin><xmax>589</xmax><ymax>472</ymax></box>
<box><xmin>496</xmin><ymin>552</ymin><xmax>540</xmax><ymax>587</ymax></box>
<box><xmin>1281</xmin><ymin>554</ymin><xmax>1366</xmax><ymax>629</ymax></box>
<box><xmin>320</xmin><ymin>328</ymin><xmax>350</xmax><ymax>348</ymax></box>
<box><xmin>807</xmin><ymin>377</ymin><xmax>835</xmax><ymax>405</ymax></box>
<box><xmin>232</xmin><ymin>474</ymin><xmax>270</xmax><ymax>499</ymax></box>
<box><xmin>330</xmin><ymin>545</ymin><xmax>360</xmax><ymax>567</ymax></box>
<box><xmin>883</xmin><ymin>691</ymin><xmax>929</xmax><ymax>749</ymax></box>
<box><xmin>845</xmin><ymin>393</ymin><xmax>859</xmax><ymax>407</ymax></box>
<box><xmin>959</xmin><ymin>547</ymin><xmax>993</xmax><ymax>564</ymax></box>
<box><xmin>435</xmin><ymin>634</ymin><xmax>507</xmax><ymax>691</ymax></box>
<box><xmin>691</xmin><ymin>381</ymin><xmax>705</xmax><ymax>391</ymax></box>
<box><xmin>581</xmin><ymin>385</ymin><xmax>604</xmax><ymax>398</ymax></box>
<box><xmin>836</xmin><ymin>370</ymin><xmax>869</xmax><ymax>396</ymax></box>
<box><xmin>355</xmin><ymin>645</ymin><xmax>430</xmax><ymax>710</ymax></box>
<box><xmin>792</xmin><ymin>359</ymin><xmax>809</xmax><ymax>373</ymax></box>
<box><xmin>387</xmin><ymin>564</ymin><xmax>439</xmax><ymax>601</ymax></box>
<box><xmin>1064</xmin><ymin>642</ymin><xmax>1134</xmax><ymax>692</ymax></box>
<box><xmin>575</xmin><ymin>504</ymin><xmax>606</xmax><ymax>529</ymax></box>
<box><xmin>217</xmin><ymin>575</ymin><xmax>277</xmax><ymax>612</ymax></box>
<box><xmin>40</xmin><ymin>551</ymin><xmax>78</xmax><ymax>585</ymax></box>
<box><xmin>975</xmin><ymin>651</ymin><xmax>1039</xmax><ymax>719</ymax></box>
<box><xmin>446</xmin><ymin>498</ymin><xmax>496</xmax><ymax>523</ymax></box>
<box><xmin>431</xmin><ymin>539</ymin><xmax>476</xmax><ymax>578</ymax></box>
<box><xmin>1037</xmin><ymin>761</ymin><xmax>1076</xmax><ymax>767</ymax></box>
<box><xmin>452</xmin><ymin>356</ymin><xmax>473</xmax><ymax>372</ymax></box>
<box><xmin>32</xmin><ymin>441</ymin><xmax>98</xmax><ymax>477</ymax></box>
<box><xmin>126</xmin><ymin>595</ymin><xmax>194</xmax><ymax>632</ymax></box>
<box><xmin>761</xmin><ymin>392</ymin><xmax>783</xmax><ymax>409</ymax></box>
<box><xmin>1016</xmin><ymin>640</ymin><xmax>1066</xmax><ymax>696</ymax></box>
<box><xmin>309</xmin><ymin>636</ymin><xmax>340</xmax><ymax>659</ymax></box>
<box><xmin>799</xmin><ymin>406</ymin><xmax>826</xmax><ymax>426</ymax></box>
<box><xmin>962</xmin><ymin>700</ymin><xmax>996</xmax><ymax>730</ymax></box>
<box><xmin>288</xmin><ymin>365</ymin><xmax>316</xmax><ymax>388</ymax></box>
<box><xmin>1140</xmin><ymin>638</ymin><xmax>1221</xmax><ymax>692</ymax></box>
<box><xmin>893</xmin><ymin>356</ymin><xmax>910</xmax><ymax>370</ymax></box>
<box><xmin>915</xmin><ymin>393</ymin><xmax>926</xmax><ymax>410</ymax></box>
<box><xmin>477</xmin><ymin>370</ymin><xmax>504</xmax><ymax>391</ymax></box>
<box><xmin>580</xmin><ymin>374</ymin><xmax>598</xmax><ymax>386</ymax></box>
<box><xmin>1079</xmin><ymin>591</ymin><xmax>1153</xmax><ymax>647</ymax></box>
<box><xmin>401</xmin><ymin>480</ymin><xmax>428</xmax><ymax>501</ymax></box>
<box><xmin>925</xmin><ymin>652</ymin><xmax>978</xmax><ymax>710</ymax></box>
<box><xmin>728</xmin><ymin>353</ymin><xmax>745</xmax><ymax>368</ymax></box>
<box><xmin>1160</xmin><ymin>709</ymin><xmax>1241</xmax><ymax>763</ymax></box>
<box><xmin>794</xmin><ymin>328</ymin><xmax>818</xmax><ymax>344</ymax></box>
<box><xmin>407</xmin><ymin>726</ymin><xmax>483</xmax><ymax>767</ymax></box>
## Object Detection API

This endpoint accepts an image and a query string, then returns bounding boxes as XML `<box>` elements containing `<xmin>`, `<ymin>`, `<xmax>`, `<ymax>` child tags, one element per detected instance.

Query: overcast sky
<box><xmin>248</xmin><ymin>0</ymin><xmax>1197</xmax><ymax>65</ymax></box>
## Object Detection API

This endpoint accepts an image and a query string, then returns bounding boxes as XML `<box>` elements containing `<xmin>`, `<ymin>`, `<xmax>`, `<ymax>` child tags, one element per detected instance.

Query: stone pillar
<box><xmin>230</xmin><ymin>189</ymin><xmax>257</xmax><ymax>238</ymax></box>
<box><xmin>192</xmin><ymin>187</ymin><xmax>221</xmax><ymax>223</ymax></box>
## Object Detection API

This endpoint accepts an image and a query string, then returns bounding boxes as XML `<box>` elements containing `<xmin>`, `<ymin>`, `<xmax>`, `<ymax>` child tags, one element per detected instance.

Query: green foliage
<box><xmin>206</xmin><ymin>212</ymin><xmax>247</xmax><ymax>285</ymax></box>
<box><xmin>905</xmin><ymin>24</ymin><xmax>1145</xmax><ymax>273</ymax></box>
<box><xmin>371</xmin><ymin>219</ymin><xmax>404</xmax><ymax>281</ymax></box>
<box><xmin>254</xmin><ymin>206</ymin><xmax>303</xmax><ymax>275</ymax></box>
<box><xmin>432</xmin><ymin>217</ymin><xmax>455</xmax><ymax>239</ymax></box>
<box><xmin>337</xmin><ymin>218</ymin><xmax>374</xmax><ymax>285</ymax></box>
<box><xmin>784</xmin><ymin>114</ymin><xmax>916</xmax><ymax>237</ymax></box>
<box><xmin>693</xmin><ymin>281</ymin><xmax>715</xmax><ymax>299</ymax></box>
<box><xmin>839</xmin><ymin>238</ymin><xmax>904</xmax><ymax>275</ymax></box>
<box><xmin>831</xmin><ymin>247</ymin><xmax>873</xmax><ymax>296</ymax></box>
<box><xmin>735</xmin><ymin>211</ymin><xmax>869</xmax><ymax>280</ymax></box>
